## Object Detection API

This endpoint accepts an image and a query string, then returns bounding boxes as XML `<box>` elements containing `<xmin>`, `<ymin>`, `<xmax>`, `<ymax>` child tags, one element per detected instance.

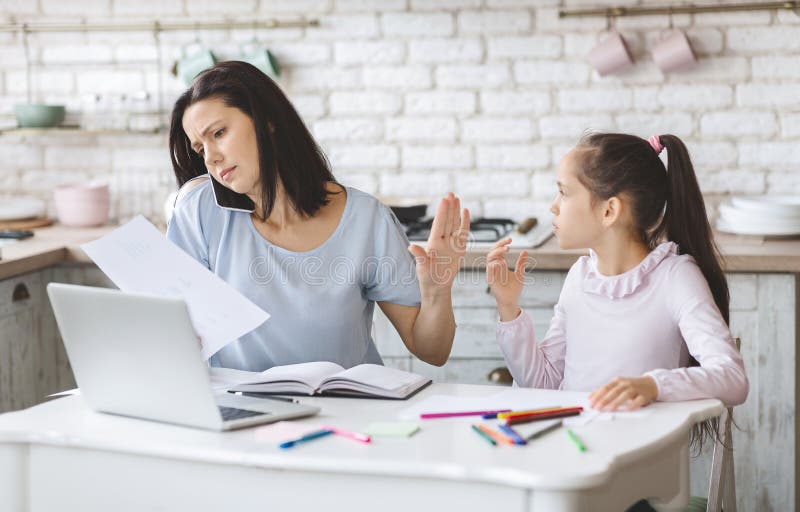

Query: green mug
<box><xmin>240</xmin><ymin>42</ymin><xmax>280</xmax><ymax>80</ymax></box>
<box><xmin>176</xmin><ymin>42</ymin><xmax>217</xmax><ymax>85</ymax></box>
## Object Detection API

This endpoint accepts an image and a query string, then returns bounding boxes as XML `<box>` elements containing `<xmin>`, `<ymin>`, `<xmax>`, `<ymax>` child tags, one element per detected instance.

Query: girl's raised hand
<box><xmin>486</xmin><ymin>238</ymin><xmax>528</xmax><ymax>321</ymax></box>
<box><xmin>408</xmin><ymin>193</ymin><xmax>470</xmax><ymax>292</ymax></box>
<box><xmin>588</xmin><ymin>376</ymin><xmax>658</xmax><ymax>412</ymax></box>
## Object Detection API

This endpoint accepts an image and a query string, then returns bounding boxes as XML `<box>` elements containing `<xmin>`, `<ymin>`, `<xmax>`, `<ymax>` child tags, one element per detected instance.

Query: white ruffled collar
<box><xmin>582</xmin><ymin>242</ymin><xmax>678</xmax><ymax>299</ymax></box>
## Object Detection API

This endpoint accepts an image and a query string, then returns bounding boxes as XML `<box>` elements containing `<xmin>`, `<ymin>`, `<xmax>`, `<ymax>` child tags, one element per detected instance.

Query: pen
<box><xmin>497</xmin><ymin>424</ymin><xmax>527</xmax><ymax>445</ymax></box>
<box><xmin>420</xmin><ymin>409</ymin><xmax>512</xmax><ymax>419</ymax></box>
<box><xmin>231</xmin><ymin>391</ymin><xmax>299</xmax><ymax>403</ymax></box>
<box><xmin>566</xmin><ymin>428</ymin><xmax>587</xmax><ymax>452</ymax></box>
<box><xmin>321</xmin><ymin>425</ymin><xmax>371</xmax><ymax>444</ymax></box>
<box><xmin>526</xmin><ymin>420</ymin><xmax>562</xmax><ymax>441</ymax></box>
<box><xmin>471</xmin><ymin>424</ymin><xmax>497</xmax><ymax>446</ymax></box>
<box><xmin>279</xmin><ymin>429</ymin><xmax>333</xmax><ymax>449</ymax></box>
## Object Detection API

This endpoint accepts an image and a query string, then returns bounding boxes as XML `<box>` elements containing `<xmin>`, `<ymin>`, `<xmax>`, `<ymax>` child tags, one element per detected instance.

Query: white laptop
<box><xmin>46</xmin><ymin>283</ymin><xmax>319</xmax><ymax>431</ymax></box>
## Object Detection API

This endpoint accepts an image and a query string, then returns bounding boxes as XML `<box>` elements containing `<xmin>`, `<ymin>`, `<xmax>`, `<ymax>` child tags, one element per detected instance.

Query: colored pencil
<box><xmin>471</xmin><ymin>424</ymin><xmax>497</xmax><ymax>446</ymax></box>
<box><xmin>525</xmin><ymin>420</ymin><xmax>563</xmax><ymax>441</ymax></box>
<box><xmin>496</xmin><ymin>406</ymin><xmax>564</xmax><ymax>420</ymax></box>
<box><xmin>476</xmin><ymin>424</ymin><xmax>516</xmax><ymax>446</ymax></box>
<box><xmin>566</xmin><ymin>428</ymin><xmax>587</xmax><ymax>452</ymax></box>
<box><xmin>505</xmin><ymin>408</ymin><xmax>583</xmax><ymax>426</ymax></box>
<box><xmin>497</xmin><ymin>424</ymin><xmax>527</xmax><ymax>445</ymax></box>
<box><xmin>420</xmin><ymin>409</ymin><xmax>512</xmax><ymax>419</ymax></box>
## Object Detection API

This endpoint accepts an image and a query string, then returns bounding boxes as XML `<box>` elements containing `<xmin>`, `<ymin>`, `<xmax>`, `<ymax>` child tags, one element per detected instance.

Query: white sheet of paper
<box><xmin>81</xmin><ymin>215</ymin><xmax>270</xmax><ymax>360</ymax></box>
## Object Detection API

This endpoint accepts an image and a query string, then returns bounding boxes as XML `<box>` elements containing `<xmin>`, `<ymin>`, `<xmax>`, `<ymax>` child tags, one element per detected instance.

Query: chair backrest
<box><xmin>707</xmin><ymin>336</ymin><xmax>740</xmax><ymax>512</ymax></box>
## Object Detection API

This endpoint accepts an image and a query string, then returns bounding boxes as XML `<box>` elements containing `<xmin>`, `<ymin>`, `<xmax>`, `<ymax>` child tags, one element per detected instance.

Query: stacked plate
<box><xmin>716</xmin><ymin>196</ymin><xmax>800</xmax><ymax>236</ymax></box>
<box><xmin>0</xmin><ymin>197</ymin><xmax>46</xmax><ymax>222</ymax></box>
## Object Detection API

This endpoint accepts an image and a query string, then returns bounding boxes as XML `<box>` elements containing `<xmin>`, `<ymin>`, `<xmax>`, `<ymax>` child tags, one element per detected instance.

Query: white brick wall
<box><xmin>2</xmin><ymin>1</ymin><xmax>799</xmax><ymax>222</ymax></box>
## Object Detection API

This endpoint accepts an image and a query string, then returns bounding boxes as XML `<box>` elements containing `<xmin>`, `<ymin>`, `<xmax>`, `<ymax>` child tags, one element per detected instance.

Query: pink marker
<box><xmin>321</xmin><ymin>425</ymin><xmax>371</xmax><ymax>444</ymax></box>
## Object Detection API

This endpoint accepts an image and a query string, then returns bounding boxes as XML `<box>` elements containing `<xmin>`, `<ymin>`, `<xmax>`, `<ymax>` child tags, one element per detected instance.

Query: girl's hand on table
<box><xmin>588</xmin><ymin>376</ymin><xmax>658</xmax><ymax>411</ymax></box>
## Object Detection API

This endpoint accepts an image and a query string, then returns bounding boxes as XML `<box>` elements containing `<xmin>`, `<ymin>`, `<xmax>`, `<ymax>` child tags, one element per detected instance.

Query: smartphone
<box><xmin>0</xmin><ymin>229</ymin><xmax>34</xmax><ymax>240</ymax></box>
<box><xmin>210</xmin><ymin>176</ymin><xmax>255</xmax><ymax>213</ymax></box>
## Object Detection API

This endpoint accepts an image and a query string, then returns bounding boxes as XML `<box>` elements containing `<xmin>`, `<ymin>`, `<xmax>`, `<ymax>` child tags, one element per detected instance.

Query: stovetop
<box><xmin>403</xmin><ymin>217</ymin><xmax>516</xmax><ymax>243</ymax></box>
<box><xmin>400</xmin><ymin>213</ymin><xmax>555</xmax><ymax>249</ymax></box>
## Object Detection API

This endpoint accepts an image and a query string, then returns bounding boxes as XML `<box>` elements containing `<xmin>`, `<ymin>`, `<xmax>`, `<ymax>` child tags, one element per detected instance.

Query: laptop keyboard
<box><xmin>218</xmin><ymin>405</ymin><xmax>269</xmax><ymax>421</ymax></box>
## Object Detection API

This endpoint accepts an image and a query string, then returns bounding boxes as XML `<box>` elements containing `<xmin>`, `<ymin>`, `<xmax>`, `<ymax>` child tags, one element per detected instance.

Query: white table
<box><xmin>0</xmin><ymin>383</ymin><xmax>722</xmax><ymax>512</ymax></box>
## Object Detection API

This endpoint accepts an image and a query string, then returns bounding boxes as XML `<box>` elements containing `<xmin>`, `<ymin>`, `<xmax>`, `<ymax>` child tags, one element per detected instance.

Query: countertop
<box><xmin>2</xmin><ymin>224</ymin><xmax>800</xmax><ymax>281</ymax></box>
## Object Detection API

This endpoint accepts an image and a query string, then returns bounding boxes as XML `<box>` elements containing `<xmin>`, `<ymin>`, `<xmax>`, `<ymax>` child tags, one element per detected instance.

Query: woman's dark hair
<box><xmin>168</xmin><ymin>60</ymin><xmax>337</xmax><ymax>219</ymax></box>
<box><xmin>574</xmin><ymin>132</ymin><xmax>731</xmax><ymax>452</ymax></box>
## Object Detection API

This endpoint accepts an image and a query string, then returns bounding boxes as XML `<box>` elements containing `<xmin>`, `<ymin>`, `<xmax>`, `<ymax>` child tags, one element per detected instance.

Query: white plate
<box><xmin>718</xmin><ymin>203</ymin><xmax>800</xmax><ymax>229</ymax></box>
<box><xmin>0</xmin><ymin>197</ymin><xmax>45</xmax><ymax>221</ymax></box>
<box><xmin>730</xmin><ymin>196</ymin><xmax>800</xmax><ymax>217</ymax></box>
<box><xmin>716</xmin><ymin>219</ymin><xmax>800</xmax><ymax>236</ymax></box>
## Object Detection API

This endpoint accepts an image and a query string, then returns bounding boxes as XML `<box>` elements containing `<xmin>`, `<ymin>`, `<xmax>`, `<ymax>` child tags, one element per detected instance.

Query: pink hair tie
<box><xmin>648</xmin><ymin>135</ymin><xmax>664</xmax><ymax>154</ymax></box>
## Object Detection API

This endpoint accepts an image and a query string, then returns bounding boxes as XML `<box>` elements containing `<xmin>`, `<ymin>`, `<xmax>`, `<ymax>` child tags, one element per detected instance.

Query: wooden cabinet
<box><xmin>0</xmin><ymin>264</ymin><xmax>114</xmax><ymax>414</ymax></box>
<box><xmin>0</xmin><ymin>272</ymin><xmax>44</xmax><ymax>412</ymax></box>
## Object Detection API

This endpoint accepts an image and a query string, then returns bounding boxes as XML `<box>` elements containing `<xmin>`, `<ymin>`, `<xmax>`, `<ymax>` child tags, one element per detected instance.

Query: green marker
<box><xmin>566</xmin><ymin>428</ymin><xmax>586</xmax><ymax>452</ymax></box>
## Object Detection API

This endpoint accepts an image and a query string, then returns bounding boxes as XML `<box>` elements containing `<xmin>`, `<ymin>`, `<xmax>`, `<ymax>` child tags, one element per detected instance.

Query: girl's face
<box><xmin>549</xmin><ymin>149</ymin><xmax>607</xmax><ymax>250</ymax></box>
<box><xmin>183</xmin><ymin>97</ymin><xmax>261</xmax><ymax>200</ymax></box>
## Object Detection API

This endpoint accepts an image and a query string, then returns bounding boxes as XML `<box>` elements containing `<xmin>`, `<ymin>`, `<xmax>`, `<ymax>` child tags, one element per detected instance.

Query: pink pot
<box><xmin>54</xmin><ymin>183</ymin><xmax>110</xmax><ymax>227</ymax></box>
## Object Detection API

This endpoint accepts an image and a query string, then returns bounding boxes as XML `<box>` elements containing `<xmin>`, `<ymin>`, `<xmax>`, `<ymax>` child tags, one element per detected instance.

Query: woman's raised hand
<box><xmin>486</xmin><ymin>238</ymin><xmax>528</xmax><ymax>321</ymax></box>
<box><xmin>408</xmin><ymin>193</ymin><xmax>470</xmax><ymax>293</ymax></box>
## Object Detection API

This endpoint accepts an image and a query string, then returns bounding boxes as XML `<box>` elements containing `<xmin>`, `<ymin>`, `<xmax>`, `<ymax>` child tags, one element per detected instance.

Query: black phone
<box><xmin>210</xmin><ymin>176</ymin><xmax>255</xmax><ymax>213</ymax></box>
<box><xmin>0</xmin><ymin>229</ymin><xmax>34</xmax><ymax>240</ymax></box>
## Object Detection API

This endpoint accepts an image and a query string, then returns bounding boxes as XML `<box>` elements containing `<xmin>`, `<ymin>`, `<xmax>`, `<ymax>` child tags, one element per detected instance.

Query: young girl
<box><xmin>487</xmin><ymin>133</ymin><xmax>748</xmax><ymax>411</ymax></box>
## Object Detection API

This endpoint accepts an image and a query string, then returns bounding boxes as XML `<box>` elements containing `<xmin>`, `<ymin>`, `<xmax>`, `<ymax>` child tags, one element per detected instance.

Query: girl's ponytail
<box><xmin>657</xmin><ymin>134</ymin><xmax>730</xmax><ymax>323</ymax></box>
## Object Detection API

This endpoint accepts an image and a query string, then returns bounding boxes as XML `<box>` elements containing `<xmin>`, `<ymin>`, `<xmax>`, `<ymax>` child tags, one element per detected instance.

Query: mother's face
<box><xmin>183</xmin><ymin>97</ymin><xmax>262</xmax><ymax>200</ymax></box>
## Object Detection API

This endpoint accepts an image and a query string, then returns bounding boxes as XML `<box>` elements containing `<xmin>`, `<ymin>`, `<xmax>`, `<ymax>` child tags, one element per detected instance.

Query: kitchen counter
<box><xmin>0</xmin><ymin>225</ymin><xmax>114</xmax><ymax>281</ymax></box>
<box><xmin>2</xmin><ymin>224</ymin><xmax>800</xmax><ymax>281</ymax></box>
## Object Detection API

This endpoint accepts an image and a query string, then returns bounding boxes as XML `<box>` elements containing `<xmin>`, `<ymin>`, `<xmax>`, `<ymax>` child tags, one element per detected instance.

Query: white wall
<box><xmin>1</xmin><ymin>0</ymin><xmax>799</xmax><ymax>224</ymax></box>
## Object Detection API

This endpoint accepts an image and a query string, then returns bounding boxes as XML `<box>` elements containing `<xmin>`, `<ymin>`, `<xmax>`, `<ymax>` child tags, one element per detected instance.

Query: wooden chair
<box><xmin>705</xmin><ymin>336</ymin><xmax>741</xmax><ymax>512</ymax></box>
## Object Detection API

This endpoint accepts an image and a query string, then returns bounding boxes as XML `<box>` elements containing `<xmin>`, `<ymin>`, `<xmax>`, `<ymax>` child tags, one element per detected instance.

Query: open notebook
<box><xmin>226</xmin><ymin>362</ymin><xmax>432</xmax><ymax>400</ymax></box>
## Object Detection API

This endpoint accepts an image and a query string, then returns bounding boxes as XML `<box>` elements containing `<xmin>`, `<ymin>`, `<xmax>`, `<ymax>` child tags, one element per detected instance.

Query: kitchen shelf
<box><xmin>0</xmin><ymin>126</ymin><xmax>164</xmax><ymax>136</ymax></box>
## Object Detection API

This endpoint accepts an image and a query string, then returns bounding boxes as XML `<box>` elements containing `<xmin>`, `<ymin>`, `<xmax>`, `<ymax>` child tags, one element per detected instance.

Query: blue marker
<box><xmin>279</xmin><ymin>429</ymin><xmax>334</xmax><ymax>449</ymax></box>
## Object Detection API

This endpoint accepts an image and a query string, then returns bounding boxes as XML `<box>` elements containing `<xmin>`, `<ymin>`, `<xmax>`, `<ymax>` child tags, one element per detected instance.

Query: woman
<box><xmin>167</xmin><ymin>61</ymin><xmax>469</xmax><ymax>372</ymax></box>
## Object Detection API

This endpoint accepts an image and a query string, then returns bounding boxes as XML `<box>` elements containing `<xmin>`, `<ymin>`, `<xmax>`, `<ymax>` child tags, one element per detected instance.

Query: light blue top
<box><xmin>166</xmin><ymin>178</ymin><xmax>421</xmax><ymax>371</ymax></box>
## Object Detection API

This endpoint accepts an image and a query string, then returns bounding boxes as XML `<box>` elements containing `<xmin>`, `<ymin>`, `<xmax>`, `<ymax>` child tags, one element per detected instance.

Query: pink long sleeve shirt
<box><xmin>497</xmin><ymin>242</ymin><xmax>749</xmax><ymax>406</ymax></box>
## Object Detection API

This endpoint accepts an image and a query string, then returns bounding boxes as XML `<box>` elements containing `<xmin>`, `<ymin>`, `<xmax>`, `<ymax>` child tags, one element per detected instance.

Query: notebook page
<box><xmin>322</xmin><ymin>364</ymin><xmax>423</xmax><ymax>391</ymax></box>
<box><xmin>258</xmin><ymin>361</ymin><xmax>346</xmax><ymax>390</ymax></box>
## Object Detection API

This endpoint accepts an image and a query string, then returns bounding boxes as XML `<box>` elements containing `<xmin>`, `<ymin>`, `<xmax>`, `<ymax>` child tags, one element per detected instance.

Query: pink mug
<box><xmin>652</xmin><ymin>29</ymin><xmax>697</xmax><ymax>72</ymax></box>
<box><xmin>53</xmin><ymin>182</ymin><xmax>110</xmax><ymax>227</ymax></box>
<box><xmin>587</xmin><ymin>30</ymin><xmax>634</xmax><ymax>76</ymax></box>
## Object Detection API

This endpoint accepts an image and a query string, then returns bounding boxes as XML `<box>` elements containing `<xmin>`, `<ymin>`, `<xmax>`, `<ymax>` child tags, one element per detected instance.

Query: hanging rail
<box><xmin>559</xmin><ymin>1</ymin><xmax>799</xmax><ymax>18</ymax></box>
<box><xmin>0</xmin><ymin>18</ymin><xmax>318</xmax><ymax>33</ymax></box>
